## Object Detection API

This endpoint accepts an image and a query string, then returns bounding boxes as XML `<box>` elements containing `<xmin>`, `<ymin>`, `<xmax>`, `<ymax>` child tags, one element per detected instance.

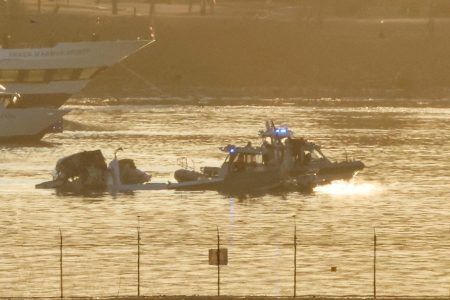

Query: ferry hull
<box><xmin>0</xmin><ymin>129</ymin><xmax>48</xmax><ymax>143</ymax></box>
<box><xmin>0</xmin><ymin>108</ymin><xmax>68</xmax><ymax>143</ymax></box>
<box><xmin>11</xmin><ymin>93</ymin><xmax>71</xmax><ymax>108</ymax></box>
<box><xmin>0</xmin><ymin>40</ymin><xmax>154</xmax><ymax>108</ymax></box>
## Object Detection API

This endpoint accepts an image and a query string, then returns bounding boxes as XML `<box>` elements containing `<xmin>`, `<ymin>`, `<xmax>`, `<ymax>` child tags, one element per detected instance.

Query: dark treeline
<box><xmin>110</xmin><ymin>0</ymin><xmax>450</xmax><ymax>17</ymax></box>
<box><xmin>226</xmin><ymin>0</ymin><xmax>450</xmax><ymax>18</ymax></box>
<box><xmin>2</xmin><ymin>0</ymin><xmax>450</xmax><ymax>99</ymax></box>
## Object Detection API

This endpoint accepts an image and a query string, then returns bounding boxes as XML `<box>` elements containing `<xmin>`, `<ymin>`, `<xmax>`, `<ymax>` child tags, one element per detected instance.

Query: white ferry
<box><xmin>0</xmin><ymin>39</ymin><xmax>154</xmax><ymax>108</ymax></box>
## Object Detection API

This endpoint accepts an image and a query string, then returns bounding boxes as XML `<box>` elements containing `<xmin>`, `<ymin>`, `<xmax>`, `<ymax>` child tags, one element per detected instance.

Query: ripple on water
<box><xmin>0</xmin><ymin>100</ymin><xmax>449</xmax><ymax>297</ymax></box>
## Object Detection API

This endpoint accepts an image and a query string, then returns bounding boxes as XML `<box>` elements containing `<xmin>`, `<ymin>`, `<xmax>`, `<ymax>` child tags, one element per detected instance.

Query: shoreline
<box><xmin>2</xmin><ymin>6</ymin><xmax>450</xmax><ymax>100</ymax></box>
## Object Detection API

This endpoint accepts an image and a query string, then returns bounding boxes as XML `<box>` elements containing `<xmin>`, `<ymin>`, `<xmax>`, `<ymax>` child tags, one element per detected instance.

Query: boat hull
<box><xmin>0</xmin><ymin>108</ymin><xmax>68</xmax><ymax>143</ymax></box>
<box><xmin>292</xmin><ymin>160</ymin><xmax>365</xmax><ymax>184</ymax></box>
<box><xmin>0</xmin><ymin>130</ymin><xmax>47</xmax><ymax>143</ymax></box>
<box><xmin>5</xmin><ymin>93</ymin><xmax>71</xmax><ymax>108</ymax></box>
<box><xmin>172</xmin><ymin>167</ymin><xmax>283</xmax><ymax>196</ymax></box>
<box><xmin>0</xmin><ymin>40</ymin><xmax>154</xmax><ymax>108</ymax></box>
<box><xmin>220</xmin><ymin>168</ymin><xmax>282</xmax><ymax>194</ymax></box>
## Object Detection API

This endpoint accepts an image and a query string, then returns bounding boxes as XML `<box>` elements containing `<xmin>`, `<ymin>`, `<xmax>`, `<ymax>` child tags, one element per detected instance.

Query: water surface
<box><xmin>0</xmin><ymin>98</ymin><xmax>449</xmax><ymax>297</ymax></box>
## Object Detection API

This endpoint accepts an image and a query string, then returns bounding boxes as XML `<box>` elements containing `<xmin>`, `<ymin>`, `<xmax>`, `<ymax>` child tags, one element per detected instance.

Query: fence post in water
<box><xmin>137</xmin><ymin>216</ymin><xmax>141</xmax><ymax>297</ymax></box>
<box><xmin>217</xmin><ymin>226</ymin><xmax>221</xmax><ymax>296</ymax></box>
<box><xmin>59</xmin><ymin>228</ymin><xmax>63</xmax><ymax>299</ymax></box>
<box><xmin>294</xmin><ymin>216</ymin><xmax>297</xmax><ymax>298</ymax></box>
<box><xmin>373</xmin><ymin>228</ymin><xmax>377</xmax><ymax>300</ymax></box>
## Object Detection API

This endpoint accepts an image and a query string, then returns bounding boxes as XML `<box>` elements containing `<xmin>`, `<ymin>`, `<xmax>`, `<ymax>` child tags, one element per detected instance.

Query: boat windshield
<box><xmin>308</xmin><ymin>148</ymin><xmax>330</xmax><ymax>162</ymax></box>
<box><xmin>243</xmin><ymin>153</ymin><xmax>263</xmax><ymax>165</ymax></box>
<box><xmin>228</xmin><ymin>152</ymin><xmax>264</xmax><ymax>172</ymax></box>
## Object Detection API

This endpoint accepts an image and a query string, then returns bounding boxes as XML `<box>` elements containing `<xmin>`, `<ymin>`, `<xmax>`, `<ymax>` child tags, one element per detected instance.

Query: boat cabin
<box><xmin>259</xmin><ymin>121</ymin><xmax>331</xmax><ymax>168</ymax></box>
<box><xmin>221</xmin><ymin>145</ymin><xmax>266</xmax><ymax>173</ymax></box>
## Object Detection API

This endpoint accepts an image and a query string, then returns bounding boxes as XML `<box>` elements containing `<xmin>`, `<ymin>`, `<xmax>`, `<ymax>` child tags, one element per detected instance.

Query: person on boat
<box><xmin>233</xmin><ymin>154</ymin><xmax>246</xmax><ymax>172</ymax></box>
<box><xmin>286</xmin><ymin>138</ymin><xmax>306</xmax><ymax>167</ymax></box>
<box><xmin>261</xmin><ymin>140</ymin><xmax>275</xmax><ymax>166</ymax></box>
<box><xmin>282</xmin><ymin>137</ymin><xmax>296</xmax><ymax>172</ymax></box>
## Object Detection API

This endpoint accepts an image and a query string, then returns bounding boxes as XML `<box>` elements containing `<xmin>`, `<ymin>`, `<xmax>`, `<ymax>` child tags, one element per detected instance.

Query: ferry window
<box><xmin>79</xmin><ymin>67</ymin><xmax>100</xmax><ymax>80</ymax></box>
<box><xmin>22</xmin><ymin>69</ymin><xmax>46</xmax><ymax>82</ymax></box>
<box><xmin>52</xmin><ymin>69</ymin><xmax>75</xmax><ymax>81</ymax></box>
<box><xmin>0</xmin><ymin>70</ymin><xmax>19</xmax><ymax>82</ymax></box>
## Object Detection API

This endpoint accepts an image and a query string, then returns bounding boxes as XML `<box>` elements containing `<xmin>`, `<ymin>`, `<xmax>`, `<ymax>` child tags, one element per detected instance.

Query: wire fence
<box><xmin>1</xmin><ymin>223</ymin><xmax>449</xmax><ymax>298</ymax></box>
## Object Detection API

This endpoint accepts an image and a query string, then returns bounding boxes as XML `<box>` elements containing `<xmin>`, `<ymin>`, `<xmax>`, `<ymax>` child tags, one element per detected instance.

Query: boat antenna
<box><xmin>114</xmin><ymin>147</ymin><xmax>123</xmax><ymax>159</ymax></box>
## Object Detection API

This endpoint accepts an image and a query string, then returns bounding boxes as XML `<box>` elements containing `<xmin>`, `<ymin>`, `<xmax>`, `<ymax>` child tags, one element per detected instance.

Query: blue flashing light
<box><xmin>229</xmin><ymin>147</ymin><xmax>236</xmax><ymax>154</ymax></box>
<box><xmin>275</xmin><ymin>127</ymin><xmax>289</xmax><ymax>137</ymax></box>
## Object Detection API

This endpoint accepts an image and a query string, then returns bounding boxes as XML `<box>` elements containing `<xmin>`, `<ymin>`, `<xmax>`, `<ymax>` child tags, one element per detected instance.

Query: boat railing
<box><xmin>176</xmin><ymin>156</ymin><xmax>195</xmax><ymax>171</ymax></box>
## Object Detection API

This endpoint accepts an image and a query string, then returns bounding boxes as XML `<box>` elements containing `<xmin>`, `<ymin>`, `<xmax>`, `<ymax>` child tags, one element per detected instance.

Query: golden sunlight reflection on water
<box><xmin>1</xmin><ymin>100</ymin><xmax>449</xmax><ymax>297</ymax></box>
<box><xmin>315</xmin><ymin>180</ymin><xmax>381</xmax><ymax>196</ymax></box>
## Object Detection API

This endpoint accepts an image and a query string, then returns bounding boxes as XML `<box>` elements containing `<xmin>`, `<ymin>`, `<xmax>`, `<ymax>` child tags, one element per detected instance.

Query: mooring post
<box><xmin>294</xmin><ymin>216</ymin><xmax>297</xmax><ymax>298</ymax></box>
<box><xmin>137</xmin><ymin>216</ymin><xmax>141</xmax><ymax>297</ymax></box>
<box><xmin>373</xmin><ymin>228</ymin><xmax>377</xmax><ymax>300</ymax></box>
<box><xmin>59</xmin><ymin>228</ymin><xmax>63</xmax><ymax>299</ymax></box>
<box><xmin>217</xmin><ymin>226</ymin><xmax>220</xmax><ymax>296</ymax></box>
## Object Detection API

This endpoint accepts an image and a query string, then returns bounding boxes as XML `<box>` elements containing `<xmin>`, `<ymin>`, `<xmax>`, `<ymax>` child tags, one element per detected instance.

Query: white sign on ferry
<box><xmin>8</xmin><ymin>48</ymin><xmax>90</xmax><ymax>58</ymax></box>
